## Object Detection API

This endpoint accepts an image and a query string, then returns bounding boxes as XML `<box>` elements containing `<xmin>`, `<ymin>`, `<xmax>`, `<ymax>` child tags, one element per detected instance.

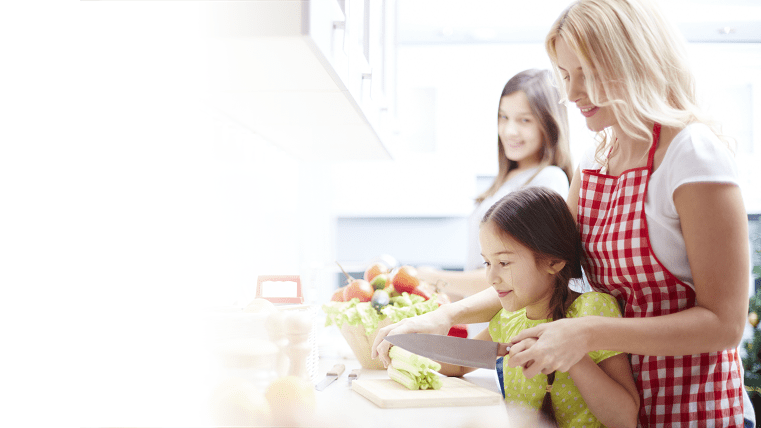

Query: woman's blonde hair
<box><xmin>476</xmin><ymin>69</ymin><xmax>573</xmax><ymax>204</ymax></box>
<box><xmin>545</xmin><ymin>0</ymin><xmax>728</xmax><ymax>165</ymax></box>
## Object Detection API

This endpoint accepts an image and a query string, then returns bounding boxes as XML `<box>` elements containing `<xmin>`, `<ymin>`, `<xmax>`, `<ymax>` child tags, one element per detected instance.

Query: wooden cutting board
<box><xmin>352</xmin><ymin>377</ymin><xmax>503</xmax><ymax>408</ymax></box>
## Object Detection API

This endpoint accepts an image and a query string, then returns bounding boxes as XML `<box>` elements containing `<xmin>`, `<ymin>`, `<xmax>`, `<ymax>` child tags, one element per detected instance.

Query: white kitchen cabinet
<box><xmin>203</xmin><ymin>0</ymin><xmax>396</xmax><ymax>161</ymax></box>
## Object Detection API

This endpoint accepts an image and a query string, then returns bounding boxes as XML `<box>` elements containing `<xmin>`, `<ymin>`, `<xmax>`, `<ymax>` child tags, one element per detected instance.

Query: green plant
<box><xmin>743</xmin><ymin>254</ymin><xmax>761</xmax><ymax>395</ymax></box>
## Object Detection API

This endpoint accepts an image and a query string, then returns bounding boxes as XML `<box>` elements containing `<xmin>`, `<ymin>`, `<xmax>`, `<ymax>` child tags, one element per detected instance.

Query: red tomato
<box><xmin>364</xmin><ymin>262</ymin><xmax>390</xmax><ymax>283</ymax></box>
<box><xmin>391</xmin><ymin>266</ymin><xmax>419</xmax><ymax>294</ymax></box>
<box><xmin>330</xmin><ymin>286</ymin><xmax>347</xmax><ymax>302</ymax></box>
<box><xmin>343</xmin><ymin>279</ymin><xmax>374</xmax><ymax>302</ymax></box>
<box><xmin>409</xmin><ymin>285</ymin><xmax>432</xmax><ymax>300</ymax></box>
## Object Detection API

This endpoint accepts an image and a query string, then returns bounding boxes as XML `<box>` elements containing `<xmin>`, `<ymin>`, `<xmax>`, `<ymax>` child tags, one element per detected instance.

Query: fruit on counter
<box><xmin>370</xmin><ymin>289</ymin><xmax>390</xmax><ymax>312</ymax></box>
<box><xmin>391</xmin><ymin>265</ymin><xmax>420</xmax><ymax>294</ymax></box>
<box><xmin>265</xmin><ymin>376</ymin><xmax>316</xmax><ymax>427</ymax></box>
<box><xmin>387</xmin><ymin>345</ymin><xmax>443</xmax><ymax>390</ymax></box>
<box><xmin>447</xmin><ymin>324</ymin><xmax>468</xmax><ymax>338</ymax></box>
<box><xmin>337</xmin><ymin>260</ymin><xmax>452</xmax><ymax>305</ymax></box>
<box><xmin>331</xmin><ymin>286</ymin><xmax>347</xmax><ymax>302</ymax></box>
<box><xmin>409</xmin><ymin>284</ymin><xmax>432</xmax><ymax>300</ymax></box>
<box><xmin>209</xmin><ymin>377</ymin><xmax>271</xmax><ymax>426</ymax></box>
<box><xmin>406</xmin><ymin>280</ymin><xmax>455</xmax><ymax>306</ymax></box>
<box><xmin>383</xmin><ymin>283</ymin><xmax>397</xmax><ymax>296</ymax></box>
<box><xmin>343</xmin><ymin>278</ymin><xmax>374</xmax><ymax>302</ymax></box>
<box><xmin>369</xmin><ymin>273</ymin><xmax>390</xmax><ymax>291</ymax></box>
<box><xmin>364</xmin><ymin>261</ymin><xmax>390</xmax><ymax>282</ymax></box>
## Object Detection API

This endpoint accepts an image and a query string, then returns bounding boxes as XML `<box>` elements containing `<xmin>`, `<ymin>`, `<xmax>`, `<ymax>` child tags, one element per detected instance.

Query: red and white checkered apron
<box><xmin>578</xmin><ymin>123</ymin><xmax>744</xmax><ymax>427</ymax></box>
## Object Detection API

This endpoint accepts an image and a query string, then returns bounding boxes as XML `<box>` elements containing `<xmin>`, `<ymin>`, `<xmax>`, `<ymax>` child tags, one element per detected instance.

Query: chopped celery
<box><xmin>389</xmin><ymin>345</ymin><xmax>442</xmax><ymax>372</ymax></box>
<box><xmin>387</xmin><ymin>345</ymin><xmax>442</xmax><ymax>390</ymax></box>
<box><xmin>390</xmin><ymin>358</ymin><xmax>421</xmax><ymax>377</ymax></box>
<box><xmin>387</xmin><ymin>366</ymin><xmax>418</xmax><ymax>390</ymax></box>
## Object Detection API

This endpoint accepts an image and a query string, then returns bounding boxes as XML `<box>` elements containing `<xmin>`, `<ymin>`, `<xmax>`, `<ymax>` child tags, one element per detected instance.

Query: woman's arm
<box><xmin>415</xmin><ymin>266</ymin><xmax>490</xmax><ymax>300</ymax></box>
<box><xmin>436</xmin><ymin>328</ymin><xmax>491</xmax><ymax>377</ymax></box>
<box><xmin>507</xmin><ymin>182</ymin><xmax>750</xmax><ymax>377</ymax></box>
<box><xmin>372</xmin><ymin>287</ymin><xmax>503</xmax><ymax>366</ymax></box>
<box><xmin>568</xmin><ymin>354</ymin><xmax>640</xmax><ymax>428</ymax></box>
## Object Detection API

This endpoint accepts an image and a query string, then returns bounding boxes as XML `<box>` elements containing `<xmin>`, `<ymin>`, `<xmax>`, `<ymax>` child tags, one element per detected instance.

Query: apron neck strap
<box><xmin>647</xmin><ymin>123</ymin><xmax>662</xmax><ymax>171</ymax></box>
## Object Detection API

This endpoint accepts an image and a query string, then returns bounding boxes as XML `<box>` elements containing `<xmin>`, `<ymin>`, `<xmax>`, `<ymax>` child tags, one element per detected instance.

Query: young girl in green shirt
<box><xmin>436</xmin><ymin>187</ymin><xmax>639</xmax><ymax>428</ymax></box>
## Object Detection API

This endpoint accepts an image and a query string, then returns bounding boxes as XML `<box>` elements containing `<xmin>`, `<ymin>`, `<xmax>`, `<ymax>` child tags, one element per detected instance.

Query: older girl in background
<box><xmin>418</xmin><ymin>69</ymin><xmax>573</xmax><ymax>300</ymax></box>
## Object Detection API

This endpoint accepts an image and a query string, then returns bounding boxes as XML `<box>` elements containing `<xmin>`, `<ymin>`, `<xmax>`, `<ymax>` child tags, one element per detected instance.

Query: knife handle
<box><xmin>348</xmin><ymin>368</ymin><xmax>361</xmax><ymax>380</ymax></box>
<box><xmin>327</xmin><ymin>363</ymin><xmax>345</xmax><ymax>377</ymax></box>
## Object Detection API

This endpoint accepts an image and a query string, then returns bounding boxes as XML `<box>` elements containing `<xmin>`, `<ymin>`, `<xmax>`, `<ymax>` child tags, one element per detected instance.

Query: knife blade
<box><xmin>385</xmin><ymin>333</ymin><xmax>509</xmax><ymax>370</ymax></box>
<box><xmin>315</xmin><ymin>363</ymin><xmax>345</xmax><ymax>391</ymax></box>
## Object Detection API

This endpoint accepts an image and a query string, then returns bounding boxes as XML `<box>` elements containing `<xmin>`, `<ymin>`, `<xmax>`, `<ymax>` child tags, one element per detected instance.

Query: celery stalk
<box><xmin>390</xmin><ymin>345</ymin><xmax>442</xmax><ymax>372</ymax></box>
<box><xmin>388</xmin><ymin>366</ymin><xmax>418</xmax><ymax>390</ymax></box>
<box><xmin>388</xmin><ymin>345</ymin><xmax>443</xmax><ymax>390</ymax></box>
<box><xmin>390</xmin><ymin>358</ymin><xmax>421</xmax><ymax>376</ymax></box>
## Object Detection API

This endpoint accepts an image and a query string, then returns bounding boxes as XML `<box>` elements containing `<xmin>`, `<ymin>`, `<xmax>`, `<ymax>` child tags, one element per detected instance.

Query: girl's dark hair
<box><xmin>476</xmin><ymin>69</ymin><xmax>573</xmax><ymax>205</ymax></box>
<box><xmin>482</xmin><ymin>186</ymin><xmax>583</xmax><ymax>426</ymax></box>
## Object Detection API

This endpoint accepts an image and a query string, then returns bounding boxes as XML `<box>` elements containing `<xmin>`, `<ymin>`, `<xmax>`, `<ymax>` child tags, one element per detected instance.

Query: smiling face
<box><xmin>497</xmin><ymin>91</ymin><xmax>544</xmax><ymax>170</ymax></box>
<box><xmin>479</xmin><ymin>220</ymin><xmax>556</xmax><ymax>320</ymax></box>
<box><xmin>554</xmin><ymin>37</ymin><xmax>617</xmax><ymax>133</ymax></box>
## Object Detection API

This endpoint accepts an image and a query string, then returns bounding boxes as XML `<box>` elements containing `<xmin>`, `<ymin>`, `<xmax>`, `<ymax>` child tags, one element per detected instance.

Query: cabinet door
<box><xmin>308</xmin><ymin>0</ymin><xmax>349</xmax><ymax>86</ymax></box>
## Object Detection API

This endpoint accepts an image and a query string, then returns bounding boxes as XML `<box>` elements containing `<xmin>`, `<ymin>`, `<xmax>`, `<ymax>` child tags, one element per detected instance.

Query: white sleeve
<box><xmin>526</xmin><ymin>166</ymin><xmax>570</xmax><ymax>200</ymax></box>
<box><xmin>654</xmin><ymin>123</ymin><xmax>740</xmax><ymax>218</ymax></box>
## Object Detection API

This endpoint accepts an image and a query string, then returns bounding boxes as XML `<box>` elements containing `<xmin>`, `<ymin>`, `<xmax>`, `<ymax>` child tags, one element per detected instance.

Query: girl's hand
<box><xmin>507</xmin><ymin>317</ymin><xmax>591</xmax><ymax>378</ymax></box>
<box><xmin>371</xmin><ymin>310</ymin><xmax>453</xmax><ymax>367</ymax></box>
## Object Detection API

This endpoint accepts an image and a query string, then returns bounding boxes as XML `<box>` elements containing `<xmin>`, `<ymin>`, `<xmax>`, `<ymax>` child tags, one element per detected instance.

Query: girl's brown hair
<box><xmin>476</xmin><ymin>69</ymin><xmax>573</xmax><ymax>205</ymax></box>
<box><xmin>482</xmin><ymin>186</ymin><xmax>583</xmax><ymax>426</ymax></box>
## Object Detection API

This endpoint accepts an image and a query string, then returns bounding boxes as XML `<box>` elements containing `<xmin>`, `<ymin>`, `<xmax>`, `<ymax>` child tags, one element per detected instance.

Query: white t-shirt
<box><xmin>578</xmin><ymin>123</ymin><xmax>740</xmax><ymax>289</ymax></box>
<box><xmin>465</xmin><ymin>166</ymin><xmax>570</xmax><ymax>270</ymax></box>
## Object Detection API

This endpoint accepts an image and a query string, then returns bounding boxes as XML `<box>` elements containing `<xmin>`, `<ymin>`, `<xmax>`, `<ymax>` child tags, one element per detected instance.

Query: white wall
<box><xmin>688</xmin><ymin>43</ymin><xmax>761</xmax><ymax>213</ymax></box>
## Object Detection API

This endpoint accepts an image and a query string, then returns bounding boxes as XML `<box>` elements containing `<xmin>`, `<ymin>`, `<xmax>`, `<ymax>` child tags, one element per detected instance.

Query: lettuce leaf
<box><xmin>382</xmin><ymin>296</ymin><xmax>439</xmax><ymax>324</ymax></box>
<box><xmin>322</xmin><ymin>292</ymin><xmax>441</xmax><ymax>336</ymax></box>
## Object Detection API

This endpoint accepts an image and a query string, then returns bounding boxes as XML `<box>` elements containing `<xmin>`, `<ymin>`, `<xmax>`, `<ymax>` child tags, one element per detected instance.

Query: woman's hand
<box><xmin>507</xmin><ymin>317</ymin><xmax>591</xmax><ymax>378</ymax></box>
<box><xmin>371</xmin><ymin>310</ymin><xmax>453</xmax><ymax>367</ymax></box>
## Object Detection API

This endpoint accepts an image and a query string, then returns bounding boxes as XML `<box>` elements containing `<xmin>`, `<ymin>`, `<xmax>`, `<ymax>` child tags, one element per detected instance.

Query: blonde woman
<box><xmin>374</xmin><ymin>0</ymin><xmax>754</xmax><ymax>425</ymax></box>
<box><xmin>417</xmin><ymin>69</ymin><xmax>573</xmax><ymax>300</ymax></box>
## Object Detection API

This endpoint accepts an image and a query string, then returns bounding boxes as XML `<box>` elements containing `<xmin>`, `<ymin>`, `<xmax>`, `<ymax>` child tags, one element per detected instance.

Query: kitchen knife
<box><xmin>385</xmin><ymin>334</ymin><xmax>510</xmax><ymax>370</ymax></box>
<box><xmin>315</xmin><ymin>364</ymin><xmax>345</xmax><ymax>391</ymax></box>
